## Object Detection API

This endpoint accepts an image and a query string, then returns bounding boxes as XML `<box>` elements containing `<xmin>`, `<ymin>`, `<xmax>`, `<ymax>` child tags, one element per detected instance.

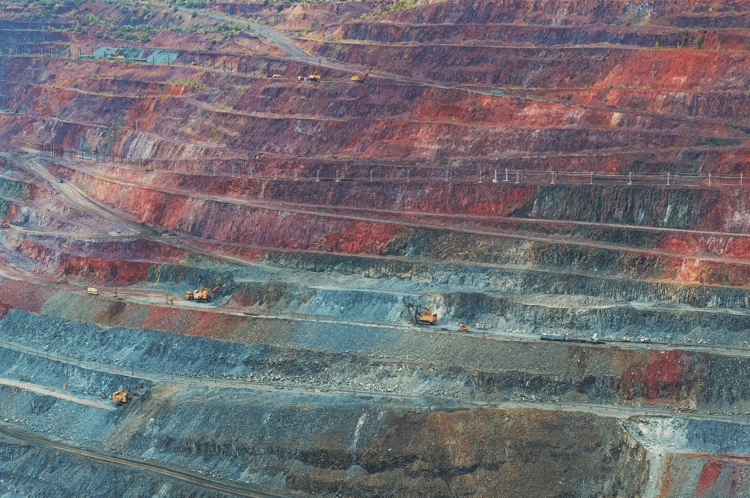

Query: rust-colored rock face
<box><xmin>2</xmin><ymin>0</ymin><xmax>750</xmax><ymax>497</ymax></box>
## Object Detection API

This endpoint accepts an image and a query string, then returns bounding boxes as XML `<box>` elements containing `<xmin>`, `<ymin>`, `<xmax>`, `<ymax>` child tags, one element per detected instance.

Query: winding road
<box><xmin>14</xmin><ymin>156</ymin><xmax>161</xmax><ymax>238</ymax></box>
<box><xmin>46</xmin><ymin>155</ymin><xmax>750</xmax><ymax>269</ymax></box>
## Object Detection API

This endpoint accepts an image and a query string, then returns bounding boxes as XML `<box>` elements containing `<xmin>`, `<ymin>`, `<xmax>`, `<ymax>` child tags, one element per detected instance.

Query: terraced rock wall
<box><xmin>0</xmin><ymin>308</ymin><xmax>652</xmax><ymax>497</ymax></box>
<box><xmin>1</xmin><ymin>0</ymin><xmax>750</xmax><ymax>495</ymax></box>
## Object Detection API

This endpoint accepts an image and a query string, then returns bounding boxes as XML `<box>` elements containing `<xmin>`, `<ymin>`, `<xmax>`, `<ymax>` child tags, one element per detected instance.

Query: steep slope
<box><xmin>1</xmin><ymin>0</ymin><xmax>750</xmax><ymax>496</ymax></box>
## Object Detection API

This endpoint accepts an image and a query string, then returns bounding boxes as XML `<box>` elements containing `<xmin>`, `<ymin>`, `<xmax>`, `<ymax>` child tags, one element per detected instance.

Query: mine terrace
<box><xmin>1</xmin><ymin>0</ymin><xmax>750</xmax><ymax>496</ymax></box>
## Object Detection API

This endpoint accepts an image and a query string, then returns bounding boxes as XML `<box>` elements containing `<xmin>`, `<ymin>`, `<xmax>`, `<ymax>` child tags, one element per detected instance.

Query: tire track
<box><xmin>55</xmin><ymin>159</ymin><xmax>750</xmax><ymax>268</ymax></box>
<box><xmin>0</xmin><ymin>421</ymin><xmax>286</xmax><ymax>498</ymax></box>
<box><xmin>0</xmin><ymin>337</ymin><xmax>747</xmax><ymax>425</ymax></box>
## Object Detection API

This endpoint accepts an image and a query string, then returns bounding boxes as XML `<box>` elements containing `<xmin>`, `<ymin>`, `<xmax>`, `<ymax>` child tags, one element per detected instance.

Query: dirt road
<box><xmin>0</xmin><ymin>377</ymin><xmax>114</xmax><ymax>410</ymax></box>
<box><xmin>54</xmin><ymin>157</ymin><xmax>750</xmax><ymax>268</ymax></box>
<box><xmin>0</xmin><ymin>421</ymin><xmax>286</xmax><ymax>498</ymax></box>
<box><xmin>0</xmin><ymin>337</ymin><xmax>745</xmax><ymax>425</ymax></box>
<box><xmin>12</xmin><ymin>156</ymin><xmax>161</xmax><ymax>238</ymax></box>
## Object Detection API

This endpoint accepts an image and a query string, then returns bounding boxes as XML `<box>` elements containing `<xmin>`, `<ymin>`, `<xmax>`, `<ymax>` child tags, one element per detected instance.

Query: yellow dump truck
<box><xmin>185</xmin><ymin>285</ymin><xmax>220</xmax><ymax>302</ymax></box>
<box><xmin>351</xmin><ymin>68</ymin><xmax>372</xmax><ymax>83</ymax></box>
<box><xmin>112</xmin><ymin>386</ymin><xmax>142</xmax><ymax>405</ymax></box>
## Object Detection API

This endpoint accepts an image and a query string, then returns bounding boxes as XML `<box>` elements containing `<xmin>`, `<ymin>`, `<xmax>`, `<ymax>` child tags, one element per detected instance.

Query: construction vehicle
<box><xmin>112</xmin><ymin>386</ymin><xmax>143</xmax><ymax>405</ymax></box>
<box><xmin>351</xmin><ymin>68</ymin><xmax>372</xmax><ymax>83</ymax></box>
<box><xmin>458</xmin><ymin>325</ymin><xmax>470</xmax><ymax>333</ymax></box>
<box><xmin>408</xmin><ymin>303</ymin><xmax>438</xmax><ymax>326</ymax></box>
<box><xmin>298</xmin><ymin>73</ymin><xmax>321</xmax><ymax>82</ymax></box>
<box><xmin>87</xmin><ymin>287</ymin><xmax>99</xmax><ymax>295</ymax></box>
<box><xmin>185</xmin><ymin>284</ymin><xmax>220</xmax><ymax>302</ymax></box>
<box><xmin>1</xmin><ymin>221</ymin><xmax>9</xmax><ymax>229</ymax></box>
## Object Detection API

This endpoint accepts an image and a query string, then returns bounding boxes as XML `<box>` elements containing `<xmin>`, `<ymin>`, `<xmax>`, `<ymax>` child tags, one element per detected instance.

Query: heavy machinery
<box><xmin>351</xmin><ymin>68</ymin><xmax>372</xmax><ymax>83</ymax></box>
<box><xmin>87</xmin><ymin>287</ymin><xmax>99</xmax><ymax>295</ymax></box>
<box><xmin>1</xmin><ymin>221</ymin><xmax>9</xmax><ymax>228</ymax></box>
<box><xmin>408</xmin><ymin>303</ymin><xmax>438</xmax><ymax>326</ymax></box>
<box><xmin>458</xmin><ymin>325</ymin><xmax>470</xmax><ymax>333</ymax></box>
<box><xmin>112</xmin><ymin>386</ymin><xmax>142</xmax><ymax>405</ymax></box>
<box><xmin>185</xmin><ymin>284</ymin><xmax>220</xmax><ymax>302</ymax></box>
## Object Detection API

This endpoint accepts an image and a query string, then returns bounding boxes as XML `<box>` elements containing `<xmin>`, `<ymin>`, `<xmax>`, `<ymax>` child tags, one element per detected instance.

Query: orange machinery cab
<box><xmin>408</xmin><ymin>303</ymin><xmax>438</xmax><ymax>325</ymax></box>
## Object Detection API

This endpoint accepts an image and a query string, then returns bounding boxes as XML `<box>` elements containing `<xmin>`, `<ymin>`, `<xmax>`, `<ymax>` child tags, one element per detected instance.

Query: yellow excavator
<box><xmin>351</xmin><ymin>68</ymin><xmax>372</xmax><ymax>83</ymax></box>
<box><xmin>112</xmin><ymin>386</ymin><xmax>142</xmax><ymax>405</ymax></box>
<box><xmin>408</xmin><ymin>303</ymin><xmax>438</xmax><ymax>326</ymax></box>
<box><xmin>185</xmin><ymin>284</ymin><xmax>220</xmax><ymax>302</ymax></box>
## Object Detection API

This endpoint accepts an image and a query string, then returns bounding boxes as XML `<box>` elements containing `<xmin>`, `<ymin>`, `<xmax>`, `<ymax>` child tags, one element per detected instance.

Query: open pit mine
<box><xmin>2</xmin><ymin>0</ymin><xmax>750</xmax><ymax>496</ymax></box>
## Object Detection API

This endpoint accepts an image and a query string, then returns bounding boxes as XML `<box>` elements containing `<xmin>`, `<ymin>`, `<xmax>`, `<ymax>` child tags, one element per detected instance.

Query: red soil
<box><xmin>316</xmin><ymin>221</ymin><xmax>404</xmax><ymax>254</ymax></box>
<box><xmin>0</xmin><ymin>279</ymin><xmax>56</xmax><ymax>313</ymax></box>
<box><xmin>696</xmin><ymin>460</ymin><xmax>724</xmax><ymax>497</ymax></box>
<box><xmin>644</xmin><ymin>350</ymin><xmax>688</xmax><ymax>402</ymax></box>
<box><xmin>138</xmin><ymin>305</ymin><xmax>244</xmax><ymax>341</ymax></box>
<box><xmin>619</xmin><ymin>350</ymin><xmax>698</xmax><ymax>404</ymax></box>
<box><xmin>59</xmin><ymin>255</ymin><xmax>151</xmax><ymax>285</ymax></box>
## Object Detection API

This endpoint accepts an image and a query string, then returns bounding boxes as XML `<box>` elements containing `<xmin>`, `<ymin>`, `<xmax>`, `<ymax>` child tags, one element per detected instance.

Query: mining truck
<box><xmin>408</xmin><ymin>303</ymin><xmax>438</xmax><ymax>325</ymax></box>
<box><xmin>298</xmin><ymin>74</ymin><xmax>321</xmax><ymax>82</ymax></box>
<box><xmin>1</xmin><ymin>221</ymin><xmax>9</xmax><ymax>228</ymax></box>
<box><xmin>185</xmin><ymin>284</ymin><xmax>220</xmax><ymax>302</ymax></box>
<box><xmin>351</xmin><ymin>68</ymin><xmax>372</xmax><ymax>83</ymax></box>
<box><xmin>112</xmin><ymin>386</ymin><xmax>142</xmax><ymax>405</ymax></box>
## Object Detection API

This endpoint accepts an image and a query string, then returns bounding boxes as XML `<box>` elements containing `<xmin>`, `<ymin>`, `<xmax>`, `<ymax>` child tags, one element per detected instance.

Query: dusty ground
<box><xmin>1</xmin><ymin>0</ymin><xmax>750</xmax><ymax>496</ymax></box>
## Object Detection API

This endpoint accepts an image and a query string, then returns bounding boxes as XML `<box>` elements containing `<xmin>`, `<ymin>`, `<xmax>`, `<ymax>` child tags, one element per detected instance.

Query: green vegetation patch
<box><xmin>169</xmin><ymin>78</ymin><xmax>206</xmax><ymax>90</ymax></box>
<box><xmin>0</xmin><ymin>177</ymin><xmax>31</xmax><ymax>201</ymax></box>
